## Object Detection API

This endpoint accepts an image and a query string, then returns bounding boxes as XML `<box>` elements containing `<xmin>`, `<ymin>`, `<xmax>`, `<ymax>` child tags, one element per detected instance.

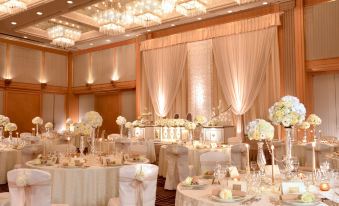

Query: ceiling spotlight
<box><xmin>262</xmin><ymin>1</ymin><xmax>268</xmax><ymax>5</ymax></box>
<box><xmin>197</xmin><ymin>17</ymin><xmax>202</xmax><ymax>20</ymax></box>
<box><xmin>66</xmin><ymin>1</ymin><xmax>73</xmax><ymax>4</ymax></box>
<box><xmin>11</xmin><ymin>21</ymin><xmax>17</xmax><ymax>25</ymax></box>
<box><xmin>106</xmin><ymin>39</ymin><xmax>111</xmax><ymax>42</ymax></box>
<box><xmin>171</xmin><ymin>24</ymin><xmax>175</xmax><ymax>27</ymax></box>
<box><xmin>125</xmin><ymin>34</ymin><xmax>130</xmax><ymax>37</ymax></box>
<box><xmin>89</xmin><ymin>43</ymin><xmax>94</xmax><ymax>46</ymax></box>
<box><xmin>23</xmin><ymin>36</ymin><xmax>28</xmax><ymax>39</ymax></box>
<box><xmin>228</xmin><ymin>10</ymin><xmax>233</xmax><ymax>13</ymax></box>
<box><xmin>36</xmin><ymin>11</ymin><xmax>43</xmax><ymax>15</ymax></box>
<box><xmin>147</xmin><ymin>29</ymin><xmax>151</xmax><ymax>32</ymax></box>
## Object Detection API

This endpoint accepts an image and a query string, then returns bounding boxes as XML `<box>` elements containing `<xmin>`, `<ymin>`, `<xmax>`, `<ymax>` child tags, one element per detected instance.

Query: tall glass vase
<box><xmin>284</xmin><ymin>127</ymin><xmax>294</xmax><ymax>177</ymax></box>
<box><xmin>302</xmin><ymin>129</ymin><xmax>307</xmax><ymax>143</ymax></box>
<box><xmin>313</xmin><ymin>126</ymin><xmax>317</xmax><ymax>142</ymax></box>
<box><xmin>90</xmin><ymin>127</ymin><xmax>96</xmax><ymax>155</ymax></box>
<box><xmin>80</xmin><ymin>136</ymin><xmax>85</xmax><ymax>156</ymax></box>
<box><xmin>189</xmin><ymin>130</ymin><xmax>193</xmax><ymax>144</ymax></box>
<box><xmin>120</xmin><ymin>125</ymin><xmax>123</xmax><ymax>138</ymax></box>
<box><xmin>0</xmin><ymin>126</ymin><xmax>3</xmax><ymax>143</ymax></box>
<box><xmin>36</xmin><ymin>124</ymin><xmax>39</xmax><ymax>137</ymax></box>
<box><xmin>257</xmin><ymin>141</ymin><xmax>266</xmax><ymax>175</ymax></box>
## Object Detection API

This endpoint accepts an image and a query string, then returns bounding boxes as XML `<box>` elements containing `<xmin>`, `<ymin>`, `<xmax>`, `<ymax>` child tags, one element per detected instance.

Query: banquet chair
<box><xmin>47</xmin><ymin>144</ymin><xmax>77</xmax><ymax>153</ymax></box>
<box><xmin>174</xmin><ymin>114</ymin><xmax>180</xmax><ymax>119</ymax></box>
<box><xmin>200</xmin><ymin>151</ymin><xmax>227</xmax><ymax>174</ymax></box>
<box><xmin>0</xmin><ymin>169</ymin><xmax>68</xmax><ymax>206</ymax></box>
<box><xmin>304</xmin><ymin>142</ymin><xmax>332</xmax><ymax>170</ymax></box>
<box><xmin>227</xmin><ymin>136</ymin><xmax>242</xmax><ymax>144</ymax></box>
<box><xmin>186</xmin><ymin>113</ymin><xmax>192</xmax><ymax>121</ymax></box>
<box><xmin>231</xmin><ymin>143</ymin><xmax>247</xmax><ymax>170</ymax></box>
<box><xmin>107</xmin><ymin>164</ymin><xmax>158</xmax><ymax>206</ymax></box>
<box><xmin>129</xmin><ymin>143</ymin><xmax>148</xmax><ymax>156</ymax></box>
<box><xmin>164</xmin><ymin>144</ymin><xmax>190</xmax><ymax>190</ymax></box>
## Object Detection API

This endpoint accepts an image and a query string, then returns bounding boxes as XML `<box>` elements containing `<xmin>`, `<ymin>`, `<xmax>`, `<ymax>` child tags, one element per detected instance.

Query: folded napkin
<box><xmin>280</xmin><ymin>194</ymin><xmax>299</xmax><ymax>201</ymax></box>
<box><xmin>211</xmin><ymin>189</ymin><xmax>246</xmax><ymax>197</ymax></box>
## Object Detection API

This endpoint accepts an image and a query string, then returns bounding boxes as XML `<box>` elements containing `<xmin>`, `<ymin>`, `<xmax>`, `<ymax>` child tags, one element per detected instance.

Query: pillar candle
<box><xmin>312</xmin><ymin>142</ymin><xmax>316</xmax><ymax>171</ymax></box>
<box><xmin>245</xmin><ymin>144</ymin><xmax>250</xmax><ymax>169</ymax></box>
<box><xmin>271</xmin><ymin>145</ymin><xmax>275</xmax><ymax>184</ymax></box>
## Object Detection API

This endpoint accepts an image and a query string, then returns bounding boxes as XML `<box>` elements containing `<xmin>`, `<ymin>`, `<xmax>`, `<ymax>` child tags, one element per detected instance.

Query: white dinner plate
<box><xmin>282</xmin><ymin>198</ymin><xmax>321</xmax><ymax>206</ymax></box>
<box><xmin>180</xmin><ymin>183</ymin><xmax>208</xmax><ymax>190</ymax></box>
<box><xmin>209</xmin><ymin>195</ymin><xmax>247</xmax><ymax>203</ymax></box>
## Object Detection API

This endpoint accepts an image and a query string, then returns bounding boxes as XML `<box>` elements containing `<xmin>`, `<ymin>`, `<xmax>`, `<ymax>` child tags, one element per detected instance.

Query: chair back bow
<box><xmin>120</xmin><ymin>175</ymin><xmax>157</xmax><ymax>206</ymax></box>
<box><xmin>8</xmin><ymin>180</ymin><xmax>50</xmax><ymax>206</ymax></box>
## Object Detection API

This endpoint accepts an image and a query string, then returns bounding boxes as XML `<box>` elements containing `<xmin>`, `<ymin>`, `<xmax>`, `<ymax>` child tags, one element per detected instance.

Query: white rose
<box><xmin>83</xmin><ymin>111</ymin><xmax>103</xmax><ymax>128</ymax></box>
<box><xmin>183</xmin><ymin>176</ymin><xmax>193</xmax><ymax>185</ymax></box>
<box><xmin>116</xmin><ymin>116</ymin><xmax>127</xmax><ymax>126</ymax></box>
<box><xmin>45</xmin><ymin>122</ymin><xmax>53</xmax><ymax>129</ymax></box>
<box><xmin>125</xmin><ymin>122</ymin><xmax>133</xmax><ymax>129</ymax></box>
<box><xmin>219</xmin><ymin>189</ymin><xmax>233</xmax><ymax>200</ymax></box>
<box><xmin>15</xmin><ymin>174</ymin><xmax>27</xmax><ymax>187</ymax></box>
<box><xmin>135</xmin><ymin>170</ymin><xmax>145</xmax><ymax>182</ymax></box>
<box><xmin>5</xmin><ymin>123</ymin><xmax>17</xmax><ymax>132</ymax></box>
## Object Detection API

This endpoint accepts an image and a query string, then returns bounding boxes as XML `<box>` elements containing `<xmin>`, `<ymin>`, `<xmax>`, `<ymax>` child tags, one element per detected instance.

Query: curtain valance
<box><xmin>140</xmin><ymin>12</ymin><xmax>281</xmax><ymax>51</ymax></box>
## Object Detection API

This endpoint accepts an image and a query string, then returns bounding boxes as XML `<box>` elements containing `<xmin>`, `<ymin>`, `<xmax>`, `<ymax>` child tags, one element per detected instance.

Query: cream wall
<box><xmin>121</xmin><ymin>90</ymin><xmax>136</xmax><ymax>122</ymax></box>
<box><xmin>42</xmin><ymin>93</ymin><xmax>66</xmax><ymax>131</ymax></box>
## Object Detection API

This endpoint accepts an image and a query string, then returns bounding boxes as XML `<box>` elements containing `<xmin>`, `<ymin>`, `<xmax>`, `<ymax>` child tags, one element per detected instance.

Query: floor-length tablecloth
<box><xmin>27</xmin><ymin>162</ymin><xmax>120</xmax><ymax>206</ymax></box>
<box><xmin>0</xmin><ymin>149</ymin><xmax>19</xmax><ymax>184</ymax></box>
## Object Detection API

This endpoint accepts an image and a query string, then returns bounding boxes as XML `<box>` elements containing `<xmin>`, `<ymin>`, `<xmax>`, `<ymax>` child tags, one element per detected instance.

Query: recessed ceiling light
<box><xmin>23</xmin><ymin>36</ymin><xmax>28</xmax><ymax>39</ymax></box>
<box><xmin>106</xmin><ymin>39</ymin><xmax>111</xmax><ymax>42</ymax></box>
<box><xmin>89</xmin><ymin>43</ymin><xmax>94</xmax><ymax>46</ymax></box>
<box><xmin>36</xmin><ymin>11</ymin><xmax>43</xmax><ymax>15</ymax></box>
<box><xmin>262</xmin><ymin>1</ymin><xmax>268</xmax><ymax>5</ymax></box>
<box><xmin>125</xmin><ymin>34</ymin><xmax>130</xmax><ymax>37</ymax></box>
<box><xmin>228</xmin><ymin>10</ymin><xmax>233</xmax><ymax>13</ymax></box>
<box><xmin>197</xmin><ymin>17</ymin><xmax>202</xmax><ymax>20</ymax></box>
<box><xmin>147</xmin><ymin>29</ymin><xmax>151</xmax><ymax>32</ymax></box>
<box><xmin>11</xmin><ymin>22</ymin><xmax>17</xmax><ymax>25</ymax></box>
<box><xmin>66</xmin><ymin>1</ymin><xmax>73</xmax><ymax>4</ymax></box>
<box><xmin>171</xmin><ymin>24</ymin><xmax>175</xmax><ymax>27</ymax></box>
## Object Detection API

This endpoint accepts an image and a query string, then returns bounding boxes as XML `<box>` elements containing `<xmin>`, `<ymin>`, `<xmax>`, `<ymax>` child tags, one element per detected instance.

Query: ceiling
<box><xmin>0</xmin><ymin>0</ymin><xmax>286</xmax><ymax>51</ymax></box>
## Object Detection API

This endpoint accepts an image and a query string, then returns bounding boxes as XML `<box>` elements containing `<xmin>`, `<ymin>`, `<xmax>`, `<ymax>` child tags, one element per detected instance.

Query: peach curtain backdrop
<box><xmin>213</xmin><ymin>27</ymin><xmax>278</xmax><ymax>137</ymax></box>
<box><xmin>143</xmin><ymin>44</ymin><xmax>187</xmax><ymax>117</ymax></box>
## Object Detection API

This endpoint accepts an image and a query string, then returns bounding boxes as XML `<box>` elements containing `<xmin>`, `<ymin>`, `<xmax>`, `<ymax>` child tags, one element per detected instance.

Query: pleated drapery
<box><xmin>143</xmin><ymin>44</ymin><xmax>187</xmax><ymax>117</ymax></box>
<box><xmin>212</xmin><ymin>27</ymin><xmax>278</xmax><ymax>137</ymax></box>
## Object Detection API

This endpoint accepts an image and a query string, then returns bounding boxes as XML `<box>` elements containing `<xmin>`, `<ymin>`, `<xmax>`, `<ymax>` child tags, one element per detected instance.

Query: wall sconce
<box><xmin>41</xmin><ymin>83</ymin><xmax>47</xmax><ymax>88</ymax></box>
<box><xmin>86</xmin><ymin>82</ymin><xmax>93</xmax><ymax>87</ymax></box>
<box><xmin>4</xmin><ymin>78</ymin><xmax>12</xmax><ymax>86</ymax></box>
<box><xmin>110</xmin><ymin>80</ymin><xmax>116</xmax><ymax>86</ymax></box>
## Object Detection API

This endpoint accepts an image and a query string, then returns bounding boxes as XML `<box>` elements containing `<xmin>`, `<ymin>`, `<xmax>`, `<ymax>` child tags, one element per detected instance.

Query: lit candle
<box><xmin>319</xmin><ymin>182</ymin><xmax>330</xmax><ymax>191</ymax></box>
<box><xmin>99</xmin><ymin>138</ymin><xmax>103</xmax><ymax>153</ymax></box>
<box><xmin>32</xmin><ymin>128</ymin><xmax>35</xmax><ymax>136</ymax></box>
<box><xmin>67</xmin><ymin>136</ymin><xmax>71</xmax><ymax>155</ymax></box>
<box><xmin>312</xmin><ymin>142</ymin><xmax>316</xmax><ymax>171</ymax></box>
<box><xmin>271</xmin><ymin>145</ymin><xmax>275</xmax><ymax>184</ymax></box>
<box><xmin>245</xmin><ymin>144</ymin><xmax>250</xmax><ymax>173</ymax></box>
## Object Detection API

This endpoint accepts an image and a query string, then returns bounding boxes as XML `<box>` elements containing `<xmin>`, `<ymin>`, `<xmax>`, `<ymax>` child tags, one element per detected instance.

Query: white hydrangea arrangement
<box><xmin>306</xmin><ymin>114</ymin><xmax>322</xmax><ymax>126</ymax></box>
<box><xmin>132</xmin><ymin>120</ymin><xmax>144</xmax><ymax>127</ymax></box>
<box><xmin>125</xmin><ymin>122</ymin><xmax>133</xmax><ymax>129</ymax></box>
<box><xmin>32</xmin><ymin>117</ymin><xmax>43</xmax><ymax>125</ymax></box>
<box><xmin>194</xmin><ymin>115</ymin><xmax>207</xmax><ymax>126</ymax></box>
<box><xmin>73</xmin><ymin>122</ymin><xmax>91</xmax><ymax>136</ymax></box>
<box><xmin>299</xmin><ymin>121</ymin><xmax>311</xmax><ymax>130</ymax></box>
<box><xmin>5</xmin><ymin>123</ymin><xmax>17</xmax><ymax>132</ymax></box>
<box><xmin>247</xmin><ymin>119</ymin><xmax>274</xmax><ymax>141</ymax></box>
<box><xmin>45</xmin><ymin>122</ymin><xmax>53</xmax><ymax>129</ymax></box>
<box><xmin>155</xmin><ymin>119</ymin><xmax>187</xmax><ymax>127</ymax></box>
<box><xmin>269</xmin><ymin>96</ymin><xmax>306</xmax><ymax>128</ymax></box>
<box><xmin>84</xmin><ymin>111</ymin><xmax>103</xmax><ymax>128</ymax></box>
<box><xmin>0</xmin><ymin>115</ymin><xmax>10</xmax><ymax>127</ymax></box>
<box><xmin>185</xmin><ymin>121</ymin><xmax>196</xmax><ymax>131</ymax></box>
<box><xmin>116</xmin><ymin>116</ymin><xmax>127</xmax><ymax>126</ymax></box>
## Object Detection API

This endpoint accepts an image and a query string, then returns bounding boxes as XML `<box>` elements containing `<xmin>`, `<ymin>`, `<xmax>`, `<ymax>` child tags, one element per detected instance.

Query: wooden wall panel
<box><xmin>94</xmin><ymin>93</ymin><xmax>121</xmax><ymax>135</ymax></box>
<box><xmin>5</xmin><ymin>91</ymin><xmax>41</xmax><ymax>132</ymax></box>
<box><xmin>121</xmin><ymin>90</ymin><xmax>136</xmax><ymax>121</ymax></box>
<box><xmin>45</xmin><ymin>52</ymin><xmax>68</xmax><ymax>87</ymax></box>
<box><xmin>78</xmin><ymin>94</ymin><xmax>94</xmax><ymax>121</ymax></box>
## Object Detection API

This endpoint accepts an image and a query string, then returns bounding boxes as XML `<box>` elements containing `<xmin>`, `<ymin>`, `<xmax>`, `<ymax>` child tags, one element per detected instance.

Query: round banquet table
<box><xmin>26</xmin><ymin>161</ymin><xmax>120</xmax><ymax>206</ymax></box>
<box><xmin>159</xmin><ymin>144</ymin><xmax>229</xmax><ymax>177</ymax></box>
<box><xmin>0</xmin><ymin>148</ymin><xmax>20</xmax><ymax>184</ymax></box>
<box><xmin>175</xmin><ymin>183</ymin><xmax>335</xmax><ymax>206</ymax></box>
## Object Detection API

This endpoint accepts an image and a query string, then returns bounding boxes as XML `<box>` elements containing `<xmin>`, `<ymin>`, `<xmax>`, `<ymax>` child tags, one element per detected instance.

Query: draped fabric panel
<box><xmin>73</xmin><ymin>54</ymin><xmax>90</xmax><ymax>87</ymax></box>
<box><xmin>212</xmin><ymin>27</ymin><xmax>278</xmax><ymax>136</ymax></box>
<box><xmin>0</xmin><ymin>43</ymin><xmax>5</xmax><ymax>78</ymax></box>
<box><xmin>143</xmin><ymin>44</ymin><xmax>187</xmax><ymax>117</ymax></box>
<box><xmin>141</xmin><ymin>13</ymin><xmax>281</xmax><ymax>51</ymax></box>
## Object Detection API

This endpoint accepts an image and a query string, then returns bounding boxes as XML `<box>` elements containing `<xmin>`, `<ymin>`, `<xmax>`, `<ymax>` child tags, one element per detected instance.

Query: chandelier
<box><xmin>47</xmin><ymin>25</ymin><xmax>81</xmax><ymax>48</ymax></box>
<box><xmin>161</xmin><ymin>0</ymin><xmax>177</xmax><ymax>14</ymax></box>
<box><xmin>94</xmin><ymin>9</ymin><xmax>126</xmax><ymax>35</ymax></box>
<box><xmin>0</xmin><ymin>0</ymin><xmax>27</xmax><ymax>13</ymax></box>
<box><xmin>176</xmin><ymin>0</ymin><xmax>207</xmax><ymax>16</ymax></box>
<box><xmin>128</xmin><ymin>0</ymin><xmax>163</xmax><ymax>27</ymax></box>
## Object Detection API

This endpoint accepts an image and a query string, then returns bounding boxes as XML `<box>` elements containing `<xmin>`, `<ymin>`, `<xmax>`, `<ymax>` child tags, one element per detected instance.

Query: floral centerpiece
<box><xmin>5</xmin><ymin>122</ymin><xmax>17</xmax><ymax>141</ymax></box>
<box><xmin>307</xmin><ymin>114</ymin><xmax>322</xmax><ymax>141</ymax></box>
<box><xmin>247</xmin><ymin>119</ymin><xmax>274</xmax><ymax>174</ymax></box>
<box><xmin>185</xmin><ymin>121</ymin><xmax>196</xmax><ymax>142</ymax></box>
<box><xmin>65</xmin><ymin>118</ymin><xmax>73</xmax><ymax>131</ymax></box>
<box><xmin>116</xmin><ymin>116</ymin><xmax>127</xmax><ymax>137</ymax></box>
<box><xmin>45</xmin><ymin>122</ymin><xmax>53</xmax><ymax>130</ymax></box>
<box><xmin>269</xmin><ymin>95</ymin><xmax>306</xmax><ymax>176</ymax></box>
<box><xmin>299</xmin><ymin>121</ymin><xmax>310</xmax><ymax>143</ymax></box>
<box><xmin>125</xmin><ymin>122</ymin><xmax>133</xmax><ymax>138</ymax></box>
<box><xmin>194</xmin><ymin>115</ymin><xmax>207</xmax><ymax>126</ymax></box>
<box><xmin>83</xmin><ymin>111</ymin><xmax>103</xmax><ymax>155</ymax></box>
<box><xmin>74</xmin><ymin>122</ymin><xmax>91</xmax><ymax>156</ymax></box>
<box><xmin>32</xmin><ymin>116</ymin><xmax>43</xmax><ymax>136</ymax></box>
<box><xmin>0</xmin><ymin>115</ymin><xmax>10</xmax><ymax>139</ymax></box>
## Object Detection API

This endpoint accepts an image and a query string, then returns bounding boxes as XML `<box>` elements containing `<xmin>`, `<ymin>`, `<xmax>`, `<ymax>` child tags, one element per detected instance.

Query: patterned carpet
<box><xmin>0</xmin><ymin>176</ymin><xmax>176</xmax><ymax>206</ymax></box>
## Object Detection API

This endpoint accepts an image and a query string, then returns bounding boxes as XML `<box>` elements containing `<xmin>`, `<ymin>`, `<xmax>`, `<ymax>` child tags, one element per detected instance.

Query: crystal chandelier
<box><xmin>94</xmin><ymin>8</ymin><xmax>126</xmax><ymax>35</ymax></box>
<box><xmin>176</xmin><ymin>0</ymin><xmax>207</xmax><ymax>16</ymax></box>
<box><xmin>47</xmin><ymin>25</ymin><xmax>81</xmax><ymax>48</ymax></box>
<box><xmin>0</xmin><ymin>0</ymin><xmax>27</xmax><ymax>13</ymax></box>
<box><xmin>129</xmin><ymin>0</ymin><xmax>163</xmax><ymax>27</ymax></box>
<box><xmin>161</xmin><ymin>0</ymin><xmax>177</xmax><ymax>14</ymax></box>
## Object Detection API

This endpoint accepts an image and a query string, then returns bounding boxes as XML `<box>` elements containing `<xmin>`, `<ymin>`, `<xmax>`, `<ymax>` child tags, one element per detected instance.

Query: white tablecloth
<box><xmin>114</xmin><ymin>139</ymin><xmax>156</xmax><ymax>163</ymax></box>
<box><xmin>175</xmin><ymin>183</ymin><xmax>334</xmax><ymax>206</ymax></box>
<box><xmin>159</xmin><ymin>145</ymin><xmax>230</xmax><ymax>177</ymax></box>
<box><xmin>0</xmin><ymin>149</ymin><xmax>19</xmax><ymax>184</ymax></box>
<box><xmin>27</xmin><ymin>162</ymin><xmax>120</xmax><ymax>206</ymax></box>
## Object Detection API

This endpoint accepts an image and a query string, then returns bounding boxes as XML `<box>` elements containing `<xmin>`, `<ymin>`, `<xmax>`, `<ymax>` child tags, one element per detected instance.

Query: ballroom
<box><xmin>0</xmin><ymin>0</ymin><xmax>338</xmax><ymax>205</ymax></box>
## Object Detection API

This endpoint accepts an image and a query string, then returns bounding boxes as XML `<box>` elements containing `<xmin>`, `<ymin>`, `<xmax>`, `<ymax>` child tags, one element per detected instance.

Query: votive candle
<box><xmin>245</xmin><ymin>144</ymin><xmax>250</xmax><ymax>171</ymax></box>
<box><xmin>271</xmin><ymin>145</ymin><xmax>275</xmax><ymax>184</ymax></box>
<box><xmin>312</xmin><ymin>142</ymin><xmax>316</xmax><ymax>171</ymax></box>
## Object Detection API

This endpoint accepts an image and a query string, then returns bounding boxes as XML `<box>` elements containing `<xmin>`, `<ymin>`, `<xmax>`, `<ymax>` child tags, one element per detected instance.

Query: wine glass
<box><xmin>291</xmin><ymin>157</ymin><xmax>299</xmax><ymax>173</ymax></box>
<box><xmin>250</xmin><ymin>161</ymin><xmax>257</xmax><ymax>172</ymax></box>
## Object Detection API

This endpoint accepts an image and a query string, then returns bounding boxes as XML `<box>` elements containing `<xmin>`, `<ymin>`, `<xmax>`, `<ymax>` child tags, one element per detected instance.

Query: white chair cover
<box><xmin>200</xmin><ymin>151</ymin><xmax>227</xmax><ymax>174</ymax></box>
<box><xmin>130</xmin><ymin>143</ymin><xmax>148</xmax><ymax>156</ymax></box>
<box><xmin>164</xmin><ymin>145</ymin><xmax>189</xmax><ymax>190</ymax></box>
<box><xmin>0</xmin><ymin>192</ymin><xmax>10</xmax><ymax>206</ymax></box>
<box><xmin>20</xmin><ymin>134</ymin><xmax>40</xmax><ymax>143</ymax></box>
<box><xmin>108</xmin><ymin>164</ymin><xmax>158</xmax><ymax>206</ymax></box>
<box><xmin>231</xmin><ymin>144</ymin><xmax>247</xmax><ymax>170</ymax></box>
<box><xmin>227</xmin><ymin>137</ymin><xmax>242</xmax><ymax>144</ymax></box>
<box><xmin>47</xmin><ymin>144</ymin><xmax>77</xmax><ymax>153</ymax></box>
<box><xmin>8</xmin><ymin>169</ymin><xmax>52</xmax><ymax>206</ymax></box>
<box><xmin>304</xmin><ymin>143</ymin><xmax>332</xmax><ymax>168</ymax></box>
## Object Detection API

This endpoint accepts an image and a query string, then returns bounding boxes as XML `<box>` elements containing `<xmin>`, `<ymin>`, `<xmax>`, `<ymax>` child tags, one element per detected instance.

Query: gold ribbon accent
<box><xmin>8</xmin><ymin>180</ymin><xmax>50</xmax><ymax>206</ymax></box>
